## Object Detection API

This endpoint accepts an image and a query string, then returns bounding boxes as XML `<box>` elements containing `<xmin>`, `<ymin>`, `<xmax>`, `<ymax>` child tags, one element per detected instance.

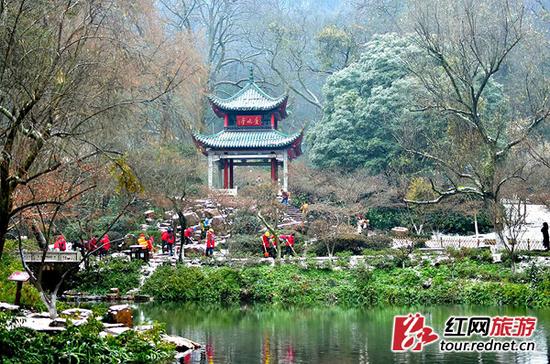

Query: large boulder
<box><xmin>183</xmin><ymin>212</ymin><xmax>200</xmax><ymax>226</ymax></box>
<box><xmin>0</xmin><ymin>302</ymin><xmax>19</xmax><ymax>312</ymax></box>
<box><xmin>205</xmin><ymin>208</ymin><xmax>221</xmax><ymax>217</ymax></box>
<box><xmin>105</xmin><ymin>304</ymin><xmax>133</xmax><ymax>327</ymax></box>
<box><xmin>161</xmin><ymin>335</ymin><xmax>201</xmax><ymax>352</ymax></box>
<box><xmin>211</xmin><ymin>216</ymin><xmax>225</xmax><ymax>231</ymax></box>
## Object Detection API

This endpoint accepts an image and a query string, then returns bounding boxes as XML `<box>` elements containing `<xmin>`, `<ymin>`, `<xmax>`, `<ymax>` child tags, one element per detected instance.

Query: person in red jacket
<box><xmin>162</xmin><ymin>228</ymin><xmax>176</xmax><ymax>256</ymax></box>
<box><xmin>279</xmin><ymin>233</ymin><xmax>295</xmax><ymax>257</ymax></box>
<box><xmin>87</xmin><ymin>235</ymin><xmax>98</xmax><ymax>253</ymax></box>
<box><xmin>184</xmin><ymin>227</ymin><xmax>195</xmax><ymax>245</ymax></box>
<box><xmin>261</xmin><ymin>232</ymin><xmax>271</xmax><ymax>257</ymax></box>
<box><xmin>205</xmin><ymin>229</ymin><xmax>215</xmax><ymax>256</ymax></box>
<box><xmin>147</xmin><ymin>235</ymin><xmax>154</xmax><ymax>253</ymax></box>
<box><xmin>100</xmin><ymin>234</ymin><xmax>110</xmax><ymax>257</ymax></box>
<box><xmin>161</xmin><ymin>229</ymin><xmax>169</xmax><ymax>254</ymax></box>
<box><xmin>54</xmin><ymin>235</ymin><xmax>67</xmax><ymax>252</ymax></box>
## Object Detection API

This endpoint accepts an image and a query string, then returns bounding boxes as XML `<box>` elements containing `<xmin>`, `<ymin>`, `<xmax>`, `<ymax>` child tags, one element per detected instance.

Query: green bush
<box><xmin>227</xmin><ymin>234</ymin><xmax>261</xmax><ymax>257</ymax></box>
<box><xmin>230</xmin><ymin>210</ymin><xmax>263</xmax><ymax>235</ymax></box>
<box><xmin>0</xmin><ymin>312</ymin><xmax>174</xmax><ymax>363</ymax></box>
<box><xmin>72</xmin><ymin>257</ymin><xmax>143</xmax><ymax>294</ymax></box>
<box><xmin>364</xmin><ymin>235</ymin><xmax>393</xmax><ymax>250</ymax></box>
<box><xmin>365</xmin><ymin>207</ymin><xmax>493</xmax><ymax>234</ymax></box>
<box><xmin>138</xmin><ymin>257</ymin><xmax>550</xmax><ymax>308</ymax></box>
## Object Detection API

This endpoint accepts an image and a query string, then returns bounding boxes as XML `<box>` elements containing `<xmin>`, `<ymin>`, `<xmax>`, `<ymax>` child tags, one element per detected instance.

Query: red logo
<box><xmin>392</xmin><ymin>313</ymin><xmax>439</xmax><ymax>352</ymax></box>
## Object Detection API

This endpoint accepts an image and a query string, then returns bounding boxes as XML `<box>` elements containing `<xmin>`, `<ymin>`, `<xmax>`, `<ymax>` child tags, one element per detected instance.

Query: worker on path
<box><xmin>261</xmin><ymin>231</ymin><xmax>271</xmax><ymax>257</ymax></box>
<box><xmin>279</xmin><ymin>233</ymin><xmax>296</xmax><ymax>257</ymax></box>
<box><xmin>205</xmin><ymin>229</ymin><xmax>215</xmax><ymax>256</ymax></box>
<box><xmin>184</xmin><ymin>227</ymin><xmax>195</xmax><ymax>245</ymax></box>
<box><xmin>161</xmin><ymin>228</ymin><xmax>175</xmax><ymax>256</ymax></box>
<box><xmin>100</xmin><ymin>234</ymin><xmax>111</xmax><ymax>257</ymax></box>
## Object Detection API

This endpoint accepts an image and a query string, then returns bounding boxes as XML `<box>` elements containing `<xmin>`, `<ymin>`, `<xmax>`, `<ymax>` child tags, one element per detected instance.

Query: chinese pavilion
<box><xmin>193</xmin><ymin>71</ymin><xmax>303</xmax><ymax>193</ymax></box>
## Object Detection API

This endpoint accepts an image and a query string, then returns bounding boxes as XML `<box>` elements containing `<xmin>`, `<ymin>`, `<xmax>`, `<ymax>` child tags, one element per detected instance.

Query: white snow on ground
<box><xmin>431</xmin><ymin>203</ymin><xmax>550</xmax><ymax>244</ymax></box>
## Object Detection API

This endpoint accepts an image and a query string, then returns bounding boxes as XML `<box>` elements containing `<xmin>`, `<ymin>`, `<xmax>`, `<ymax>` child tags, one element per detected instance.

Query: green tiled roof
<box><xmin>193</xmin><ymin>129</ymin><xmax>301</xmax><ymax>149</ymax></box>
<box><xmin>208</xmin><ymin>81</ymin><xmax>287</xmax><ymax>111</ymax></box>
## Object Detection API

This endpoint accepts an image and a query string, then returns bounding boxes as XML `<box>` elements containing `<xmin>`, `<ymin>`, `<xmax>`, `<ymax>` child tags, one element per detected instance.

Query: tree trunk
<box><xmin>0</xmin><ymin>185</ymin><xmax>12</xmax><ymax>261</ymax></box>
<box><xmin>0</xmin><ymin>212</ymin><xmax>9</xmax><ymax>262</ymax></box>
<box><xmin>39</xmin><ymin>291</ymin><xmax>58</xmax><ymax>319</ymax></box>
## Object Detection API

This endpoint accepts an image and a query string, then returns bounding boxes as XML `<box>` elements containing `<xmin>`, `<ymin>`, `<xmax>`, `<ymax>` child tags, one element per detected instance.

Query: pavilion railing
<box><xmin>23</xmin><ymin>251</ymin><xmax>82</xmax><ymax>263</ymax></box>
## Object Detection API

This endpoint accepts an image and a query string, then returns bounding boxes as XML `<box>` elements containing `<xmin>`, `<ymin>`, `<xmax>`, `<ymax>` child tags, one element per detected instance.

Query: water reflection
<box><xmin>134</xmin><ymin>304</ymin><xmax>550</xmax><ymax>364</ymax></box>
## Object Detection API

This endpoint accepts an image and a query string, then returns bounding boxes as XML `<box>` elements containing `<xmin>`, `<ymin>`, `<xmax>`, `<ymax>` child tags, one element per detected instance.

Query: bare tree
<box><xmin>400</xmin><ymin>0</ymin><xmax>549</xmax><ymax>264</ymax></box>
<box><xmin>132</xmin><ymin>145</ymin><xmax>203</xmax><ymax>262</ymax></box>
<box><xmin>0</xmin><ymin>0</ymin><xmax>203</xmax><ymax>259</ymax></box>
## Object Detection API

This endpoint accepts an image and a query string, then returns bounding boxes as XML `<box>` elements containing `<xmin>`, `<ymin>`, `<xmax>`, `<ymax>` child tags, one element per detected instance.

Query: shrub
<box><xmin>227</xmin><ymin>234</ymin><xmax>261</xmax><ymax>257</ymax></box>
<box><xmin>0</xmin><ymin>313</ymin><xmax>174</xmax><ymax>363</ymax></box>
<box><xmin>230</xmin><ymin>210</ymin><xmax>263</xmax><ymax>235</ymax></box>
<box><xmin>72</xmin><ymin>257</ymin><xmax>143</xmax><ymax>294</ymax></box>
<box><xmin>363</xmin><ymin>235</ymin><xmax>393</xmax><ymax>250</ymax></box>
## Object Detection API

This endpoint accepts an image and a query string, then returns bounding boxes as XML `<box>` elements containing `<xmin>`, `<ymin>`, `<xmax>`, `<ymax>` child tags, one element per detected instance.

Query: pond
<box><xmin>135</xmin><ymin>304</ymin><xmax>550</xmax><ymax>364</ymax></box>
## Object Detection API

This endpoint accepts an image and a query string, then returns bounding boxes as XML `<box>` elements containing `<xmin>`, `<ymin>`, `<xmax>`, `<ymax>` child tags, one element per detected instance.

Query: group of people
<box><xmin>261</xmin><ymin>231</ymin><xmax>296</xmax><ymax>258</ymax></box>
<box><xmin>52</xmin><ymin>234</ymin><xmax>111</xmax><ymax>257</ymax></box>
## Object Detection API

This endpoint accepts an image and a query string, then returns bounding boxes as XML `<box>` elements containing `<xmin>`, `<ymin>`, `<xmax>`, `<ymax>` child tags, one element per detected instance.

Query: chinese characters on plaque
<box><xmin>236</xmin><ymin>115</ymin><xmax>262</xmax><ymax>127</ymax></box>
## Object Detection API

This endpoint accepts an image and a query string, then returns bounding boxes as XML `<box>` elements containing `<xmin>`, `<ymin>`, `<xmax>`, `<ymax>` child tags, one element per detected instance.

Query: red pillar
<box><xmin>270</xmin><ymin>158</ymin><xmax>278</xmax><ymax>183</ymax></box>
<box><xmin>270</xmin><ymin>113</ymin><xmax>275</xmax><ymax>129</ymax></box>
<box><xmin>224</xmin><ymin>114</ymin><xmax>228</xmax><ymax>127</ymax></box>
<box><xmin>229</xmin><ymin>159</ymin><xmax>234</xmax><ymax>188</ymax></box>
<box><xmin>223</xmin><ymin>159</ymin><xmax>229</xmax><ymax>189</ymax></box>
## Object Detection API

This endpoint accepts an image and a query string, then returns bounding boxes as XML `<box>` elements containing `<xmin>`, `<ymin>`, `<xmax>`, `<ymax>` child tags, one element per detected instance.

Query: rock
<box><xmin>106</xmin><ymin>304</ymin><xmax>133</xmax><ymax>327</ymax></box>
<box><xmin>183</xmin><ymin>212</ymin><xmax>200</xmax><ymax>226</ymax></box>
<box><xmin>0</xmin><ymin>302</ymin><xmax>19</xmax><ymax>311</ymax></box>
<box><xmin>110</xmin><ymin>253</ymin><xmax>130</xmax><ymax>261</ymax></box>
<box><xmin>61</xmin><ymin>308</ymin><xmax>93</xmax><ymax>319</ymax></box>
<box><xmin>205</xmin><ymin>208</ymin><xmax>221</xmax><ymax>217</ymax></box>
<box><xmin>210</xmin><ymin>216</ymin><xmax>225</xmax><ymax>230</ymax></box>
<box><xmin>161</xmin><ymin>335</ymin><xmax>201</xmax><ymax>352</ymax></box>
<box><xmin>28</xmin><ymin>312</ymin><xmax>51</xmax><ymax>318</ymax></box>
<box><xmin>391</xmin><ymin>227</ymin><xmax>409</xmax><ymax>236</ymax></box>
<box><xmin>134</xmin><ymin>324</ymin><xmax>154</xmax><ymax>332</ymax></box>
<box><xmin>133</xmin><ymin>294</ymin><xmax>151</xmax><ymax>302</ymax></box>
<box><xmin>49</xmin><ymin>318</ymin><xmax>67</xmax><ymax>327</ymax></box>
<box><xmin>18</xmin><ymin>317</ymin><xmax>65</xmax><ymax>332</ymax></box>
<box><xmin>126</xmin><ymin>288</ymin><xmax>139</xmax><ymax>295</ymax></box>
<box><xmin>103</xmin><ymin>322</ymin><xmax>125</xmax><ymax>328</ymax></box>
<box><xmin>107</xmin><ymin>287</ymin><xmax>121</xmax><ymax>300</ymax></box>
<box><xmin>103</xmin><ymin>326</ymin><xmax>131</xmax><ymax>336</ymax></box>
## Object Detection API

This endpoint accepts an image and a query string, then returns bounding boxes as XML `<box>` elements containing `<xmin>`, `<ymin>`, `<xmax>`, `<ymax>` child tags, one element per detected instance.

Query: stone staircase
<box><xmin>278</xmin><ymin>204</ymin><xmax>303</xmax><ymax>228</ymax></box>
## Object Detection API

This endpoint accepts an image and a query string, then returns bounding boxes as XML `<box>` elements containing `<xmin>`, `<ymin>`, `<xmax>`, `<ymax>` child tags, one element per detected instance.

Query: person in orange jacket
<box><xmin>54</xmin><ymin>235</ymin><xmax>67</xmax><ymax>252</ymax></box>
<box><xmin>205</xmin><ymin>229</ymin><xmax>215</xmax><ymax>256</ymax></box>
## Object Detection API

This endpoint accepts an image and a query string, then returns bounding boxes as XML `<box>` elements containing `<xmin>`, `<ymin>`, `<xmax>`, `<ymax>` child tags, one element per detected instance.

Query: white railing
<box><xmin>23</xmin><ymin>251</ymin><xmax>82</xmax><ymax>263</ymax></box>
<box><xmin>393</xmin><ymin>237</ymin><xmax>544</xmax><ymax>251</ymax></box>
<box><xmin>211</xmin><ymin>187</ymin><xmax>238</xmax><ymax>196</ymax></box>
